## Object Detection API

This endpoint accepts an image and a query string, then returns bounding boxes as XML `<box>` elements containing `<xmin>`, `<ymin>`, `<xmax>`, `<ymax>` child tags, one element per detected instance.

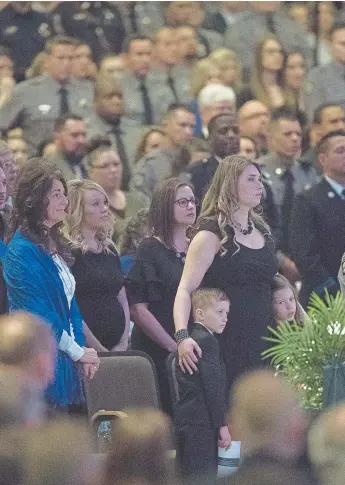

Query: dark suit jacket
<box><xmin>175</xmin><ymin>323</ymin><xmax>227</xmax><ymax>429</ymax></box>
<box><xmin>188</xmin><ymin>155</ymin><xmax>219</xmax><ymax>203</ymax></box>
<box><xmin>289</xmin><ymin>177</ymin><xmax>345</xmax><ymax>306</ymax></box>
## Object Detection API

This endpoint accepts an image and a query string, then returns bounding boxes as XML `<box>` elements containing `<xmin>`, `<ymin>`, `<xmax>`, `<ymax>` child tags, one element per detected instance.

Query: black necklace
<box><xmin>229</xmin><ymin>218</ymin><xmax>253</xmax><ymax>235</ymax></box>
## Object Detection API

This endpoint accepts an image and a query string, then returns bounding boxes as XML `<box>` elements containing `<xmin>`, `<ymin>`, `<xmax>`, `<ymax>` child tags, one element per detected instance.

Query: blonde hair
<box><xmin>197</xmin><ymin>155</ymin><xmax>270</xmax><ymax>254</ymax></box>
<box><xmin>191</xmin><ymin>288</ymin><xmax>229</xmax><ymax>318</ymax></box>
<box><xmin>64</xmin><ymin>179</ymin><xmax>116</xmax><ymax>254</ymax></box>
<box><xmin>189</xmin><ymin>58</ymin><xmax>222</xmax><ymax>98</ymax></box>
<box><xmin>209</xmin><ymin>48</ymin><xmax>243</xmax><ymax>91</ymax></box>
<box><xmin>104</xmin><ymin>409</ymin><xmax>173</xmax><ymax>485</ymax></box>
<box><xmin>272</xmin><ymin>274</ymin><xmax>306</xmax><ymax>324</ymax></box>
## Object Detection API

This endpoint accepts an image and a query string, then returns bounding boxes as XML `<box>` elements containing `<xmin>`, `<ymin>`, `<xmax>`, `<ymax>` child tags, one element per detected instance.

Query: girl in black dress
<box><xmin>65</xmin><ymin>179</ymin><xmax>130</xmax><ymax>351</ymax></box>
<box><xmin>174</xmin><ymin>156</ymin><xmax>278</xmax><ymax>392</ymax></box>
<box><xmin>126</xmin><ymin>178</ymin><xmax>197</xmax><ymax>415</ymax></box>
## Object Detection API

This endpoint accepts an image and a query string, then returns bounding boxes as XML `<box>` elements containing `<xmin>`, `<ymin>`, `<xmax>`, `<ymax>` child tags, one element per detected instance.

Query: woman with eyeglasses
<box><xmin>126</xmin><ymin>178</ymin><xmax>197</xmax><ymax>416</ymax></box>
<box><xmin>87</xmin><ymin>138</ymin><xmax>143</xmax><ymax>244</ymax></box>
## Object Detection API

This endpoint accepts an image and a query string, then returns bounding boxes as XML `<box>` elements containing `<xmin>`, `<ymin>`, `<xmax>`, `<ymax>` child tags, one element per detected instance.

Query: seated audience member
<box><xmin>308</xmin><ymin>404</ymin><xmax>345</xmax><ymax>485</ymax></box>
<box><xmin>0</xmin><ymin>2</ymin><xmax>54</xmax><ymax>82</ymax></box>
<box><xmin>239</xmin><ymin>136</ymin><xmax>258</xmax><ymax>160</ymax></box>
<box><xmin>98</xmin><ymin>55</ymin><xmax>126</xmax><ymax>82</ymax></box>
<box><xmin>228</xmin><ymin>370</ymin><xmax>311</xmax><ymax>484</ymax></box>
<box><xmin>87</xmin><ymin>138</ymin><xmax>143</xmax><ymax>245</ymax></box>
<box><xmin>126</xmin><ymin>178</ymin><xmax>197</xmax><ymax>415</ymax></box>
<box><xmin>0</xmin><ymin>35</ymin><xmax>95</xmax><ymax>157</ymax></box>
<box><xmin>203</xmin><ymin>1</ymin><xmax>248</xmax><ymax>35</ymax></box>
<box><xmin>175</xmin><ymin>25</ymin><xmax>199</xmax><ymax>69</ymax></box>
<box><xmin>239</xmin><ymin>100</ymin><xmax>271</xmax><ymax>157</ymax></box>
<box><xmin>87</xmin><ymin>76</ymin><xmax>143</xmax><ymax>189</ymax></box>
<box><xmin>6</xmin><ymin>136</ymin><xmax>28</xmax><ymax>169</ymax></box>
<box><xmin>65</xmin><ymin>180</ymin><xmax>130</xmax><ymax>352</ymax></box>
<box><xmin>289</xmin><ymin>130</ymin><xmax>345</xmax><ymax>307</ymax></box>
<box><xmin>237</xmin><ymin>36</ymin><xmax>287</xmax><ymax>110</ymax></box>
<box><xmin>0</xmin><ymin>45</ymin><xmax>15</xmax><ymax>109</ymax></box>
<box><xmin>283</xmin><ymin>49</ymin><xmax>308</xmax><ymax>126</ymax></box>
<box><xmin>197</xmin><ymin>83</ymin><xmax>236</xmax><ymax>139</ymax></box>
<box><xmin>272</xmin><ymin>274</ymin><xmax>306</xmax><ymax>324</ymax></box>
<box><xmin>301</xmin><ymin>103</ymin><xmax>345</xmax><ymax>167</ymax></box>
<box><xmin>134</xmin><ymin>127</ymin><xmax>168</xmax><ymax>164</ymax></box>
<box><xmin>25</xmin><ymin>51</ymin><xmax>47</xmax><ymax>80</ymax></box>
<box><xmin>224</xmin><ymin>1</ymin><xmax>311</xmax><ymax>82</ymax></box>
<box><xmin>71</xmin><ymin>41</ymin><xmax>96</xmax><ymax>81</ymax></box>
<box><xmin>175</xmin><ymin>288</ymin><xmax>231</xmax><ymax>479</ymax></box>
<box><xmin>0</xmin><ymin>312</ymin><xmax>56</xmax><ymax>422</ymax></box>
<box><xmin>130</xmin><ymin>103</ymin><xmax>195</xmax><ymax>206</ymax></box>
<box><xmin>119</xmin><ymin>208</ymin><xmax>150</xmax><ymax>275</ymax></box>
<box><xmin>151</xmin><ymin>26</ymin><xmax>191</xmax><ymax>104</ymax></box>
<box><xmin>3</xmin><ymin>158</ymin><xmax>100</xmax><ymax>412</ymax></box>
<box><xmin>187</xmin><ymin>112</ymin><xmax>239</xmax><ymax>202</ymax></box>
<box><xmin>0</xmin><ymin>141</ymin><xmax>18</xmax><ymax>204</ymax></box>
<box><xmin>104</xmin><ymin>410</ymin><xmax>174</xmax><ymax>485</ymax></box>
<box><xmin>163</xmin><ymin>1</ymin><xmax>223</xmax><ymax>56</ymax></box>
<box><xmin>258</xmin><ymin>108</ymin><xmax>319</xmax><ymax>283</ymax></box>
<box><xmin>305</xmin><ymin>22</ymin><xmax>345</xmax><ymax>121</ymax></box>
<box><xmin>52</xmin><ymin>114</ymin><xmax>88</xmax><ymax>182</ymax></box>
<box><xmin>189</xmin><ymin>58</ymin><xmax>224</xmax><ymax>137</ymax></box>
<box><xmin>209</xmin><ymin>48</ymin><xmax>243</xmax><ymax>93</ymax></box>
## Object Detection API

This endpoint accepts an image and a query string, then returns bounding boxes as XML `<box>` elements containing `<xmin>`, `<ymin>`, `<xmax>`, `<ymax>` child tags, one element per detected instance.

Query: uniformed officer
<box><xmin>122</xmin><ymin>34</ymin><xmax>172</xmax><ymax>126</ymax></box>
<box><xmin>130</xmin><ymin>104</ymin><xmax>195</xmax><ymax>206</ymax></box>
<box><xmin>224</xmin><ymin>2</ymin><xmax>311</xmax><ymax>82</ymax></box>
<box><xmin>87</xmin><ymin>76</ymin><xmax>143</xmax><ymax>190</ymax></box>
<box><xmin>258</xmin><ymin>107</ymin><xmax>319</xmax><ymax>282</ymax></box>
<box><xmin>0</xmin><ymin>1</ymin><xmax>53</xmax><ymax>82</ymax></box>
<box><xmin>305</xmin><ymin>22</ymin><xmax>345</xmax><ymax>122</ymax></box>
<box><xmin>0</xmin><ymin>35</ymin><xmax>95</xmax><ymax>157</ymax></box>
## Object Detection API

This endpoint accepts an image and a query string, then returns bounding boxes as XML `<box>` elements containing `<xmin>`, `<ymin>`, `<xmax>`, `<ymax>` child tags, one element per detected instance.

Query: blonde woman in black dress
<box><xmin>174</xmin><ymin>155</ymin><xmax>278</xmax><ymax>391</ymax></box>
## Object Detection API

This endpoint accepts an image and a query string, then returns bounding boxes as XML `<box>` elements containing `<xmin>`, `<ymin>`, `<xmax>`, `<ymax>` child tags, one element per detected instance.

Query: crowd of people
<box><xmin>0</xmin><ymin>0</ymin><xmax>345</xmax><ymax>484</ymax></box>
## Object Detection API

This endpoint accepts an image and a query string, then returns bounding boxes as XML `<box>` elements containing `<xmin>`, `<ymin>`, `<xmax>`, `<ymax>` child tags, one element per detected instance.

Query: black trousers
<box><xmin>175</xmin><ymin>424</ymin><xmax>218</xmax><ymax>480</ymax></box>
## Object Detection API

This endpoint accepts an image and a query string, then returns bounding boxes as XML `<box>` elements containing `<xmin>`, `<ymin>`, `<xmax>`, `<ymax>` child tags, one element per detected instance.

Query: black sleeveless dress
<box><xmin>194</xmin><ymin>218</ymin><xmax>278</xmax><ymax>391</ymax></box>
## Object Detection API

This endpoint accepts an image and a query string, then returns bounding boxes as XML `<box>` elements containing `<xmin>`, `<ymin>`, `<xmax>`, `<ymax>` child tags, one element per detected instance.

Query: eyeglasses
<box><xmin>174</xmin><ymin>197</ymin><xmax>199</xmax><ymax>208</ymax></box>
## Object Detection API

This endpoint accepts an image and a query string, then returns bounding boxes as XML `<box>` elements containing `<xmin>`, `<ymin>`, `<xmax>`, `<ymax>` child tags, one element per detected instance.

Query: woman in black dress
<box><xmin>174</xmin><ymin>156</ymin><xmax>278</xmax><ymax>391</ymax></box>
<box><xmin>126</xmin><ymin>178</ymin><xmax>197</xmax><ymax>415</ymax></box>
<box><xmin>65</xmin><ymin>179</ymin><xmax>130</xmax><ymax>351</ymax></box>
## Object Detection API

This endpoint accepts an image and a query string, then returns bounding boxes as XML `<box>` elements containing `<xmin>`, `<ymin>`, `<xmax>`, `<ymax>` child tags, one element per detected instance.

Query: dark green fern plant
<box><xmin>262</xmin><ymin>291</ymin><xmax>345</xmax><ymax>410</ymax></box>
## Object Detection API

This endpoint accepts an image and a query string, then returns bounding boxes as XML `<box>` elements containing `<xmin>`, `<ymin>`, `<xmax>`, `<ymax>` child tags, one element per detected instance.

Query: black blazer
<box><xmin>289</xmin><ymin>178</ymin><xmax>345</xmax><ymax>306</ymax></box>
<box><xmin>188</xmin><ymin>155</ymin><xmax>219</xmax><ymax>203</ymax></box>
<box><xmin>175</xmin><ymin>323</ymin><xmax>227</xmax><ymax>429</ymax></box>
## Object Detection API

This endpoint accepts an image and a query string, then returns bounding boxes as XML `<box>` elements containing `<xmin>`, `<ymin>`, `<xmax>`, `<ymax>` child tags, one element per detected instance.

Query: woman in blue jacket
<box><xmin>4</xmin><ymin>158</ymin><xmax>99</xmax><ymax>411</ymax></box>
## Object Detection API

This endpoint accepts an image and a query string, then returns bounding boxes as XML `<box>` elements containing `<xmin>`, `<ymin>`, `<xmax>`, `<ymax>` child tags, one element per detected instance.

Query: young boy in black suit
<box><xmin>174</xmin><ymin>288</ymin><xmax>231</xmax><ymax>479</ymax></box>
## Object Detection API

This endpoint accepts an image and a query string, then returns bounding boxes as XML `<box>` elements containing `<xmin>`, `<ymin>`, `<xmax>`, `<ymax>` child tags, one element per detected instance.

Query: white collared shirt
<box><xmin>325</xmin><ymin>176</ymin><xmax>345</xmax><ymax>200</ymax></box>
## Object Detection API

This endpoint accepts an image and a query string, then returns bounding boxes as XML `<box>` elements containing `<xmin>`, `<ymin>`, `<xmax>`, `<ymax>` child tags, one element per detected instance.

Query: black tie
<box><xmin>266</xmin><ymin>13</ymin><xmax>276</xmax><ymax>35</ymax></box>
<box><xmin>281</xmin><ymin>168</ymin><xmax>295</xmax><ymax>254</ymax></box>
<box><xmin>167</xmin><ymin>75</ymin><xmax>178</xmax><ymax>101</ymax></box>
<box><xmin>139</xmin><ymin>80</ymin><xmax>153</xmax><ymax>125</ymax></box>
<box><xmin>59</xmin><ymin>85</ymin><xmax>69</xmax><ymax>116</ymax></box>
<box><xmin>112</xmin><ymin>126</ymin><xmax>130</xmax><ymax>191</ymax></box>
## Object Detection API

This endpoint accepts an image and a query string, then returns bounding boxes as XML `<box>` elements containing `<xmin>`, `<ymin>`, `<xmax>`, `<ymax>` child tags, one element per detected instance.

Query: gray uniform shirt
<box><xmin>0</xmin><ymin>75</ymin><xmax>95</xmax><ymax>156</ymax></box>
<box><xmin>305</xmin><ymin>61</ymin><xmax>345</xmax><ymax>122</ymax></box>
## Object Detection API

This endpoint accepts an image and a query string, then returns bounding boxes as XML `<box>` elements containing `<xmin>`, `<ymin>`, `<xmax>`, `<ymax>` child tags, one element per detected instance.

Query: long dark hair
<box><xmin>7</xmin><ymin>158</ymin><xmax>71</xmax><ymax>262</ymax></box>
<box><xmin>149</xmin><ymin>177</ymin><xmax>194</xmax><ymax>250</ymax></box>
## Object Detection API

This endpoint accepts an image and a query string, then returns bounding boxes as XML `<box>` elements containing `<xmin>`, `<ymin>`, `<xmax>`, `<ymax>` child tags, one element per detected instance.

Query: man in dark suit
<box><xmin>174</xmin><ymin>288</ymin><xmax>231</xmax><ymax>479</ymax></box>
<box><xmin>187</xmin><ymin>113</ymin><xmax>240</xmax><ymax>203</ymax></box>
<box><xmin>289</xmin><ymin>130</ymin><xmax>345</xmax><ymax>307</ymax></box>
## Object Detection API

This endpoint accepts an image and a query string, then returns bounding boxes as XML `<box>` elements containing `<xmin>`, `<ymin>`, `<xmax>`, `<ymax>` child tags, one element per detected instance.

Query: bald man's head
<box><xmin>309</xmin><ymin>405</ymin><xmax>345</xmax><ymax>485</ymax></box>
<box><xmin>239</xmin><ymin>101</ymin><xmax>270</xmax><ymax>140</ymax></box>
<box><xmin>230</xmin><ymin>370</ymin><xmax>308</xmax><ymax>462</ymax></box>
<box><xmin>0</xmin><ymin>312</ymin><xmax>54</xmax><ymax>366</ymax></box>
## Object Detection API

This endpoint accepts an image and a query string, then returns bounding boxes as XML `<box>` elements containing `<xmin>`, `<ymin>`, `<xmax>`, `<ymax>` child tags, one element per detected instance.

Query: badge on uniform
<box><xmin>4</xmin><ymin>26</ymin><xmax>18</xmax><ymax>35</ymax></box>
<box><xmin>79</xmin><ymin>99</ymin><xmax>88</xmax><ymax>108</ymax></box>
<box><xmin>275</xmin><ymin>168</ymin><xmax>282</xmax><ymax>176</ymax></box>
<box><xmin>328</xmin><ymin>191</ymin><xmax>335</xmax><ymax>198</ymax></box>
<box><xmin>38</xmin><ymin>23</ymin><xmax>52</xmax><ymax>38</ymax></box>
<box><xmin>38</xmin><ymin>105</ymin><xmax>52</xmax><ymax>114</ymax></box>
